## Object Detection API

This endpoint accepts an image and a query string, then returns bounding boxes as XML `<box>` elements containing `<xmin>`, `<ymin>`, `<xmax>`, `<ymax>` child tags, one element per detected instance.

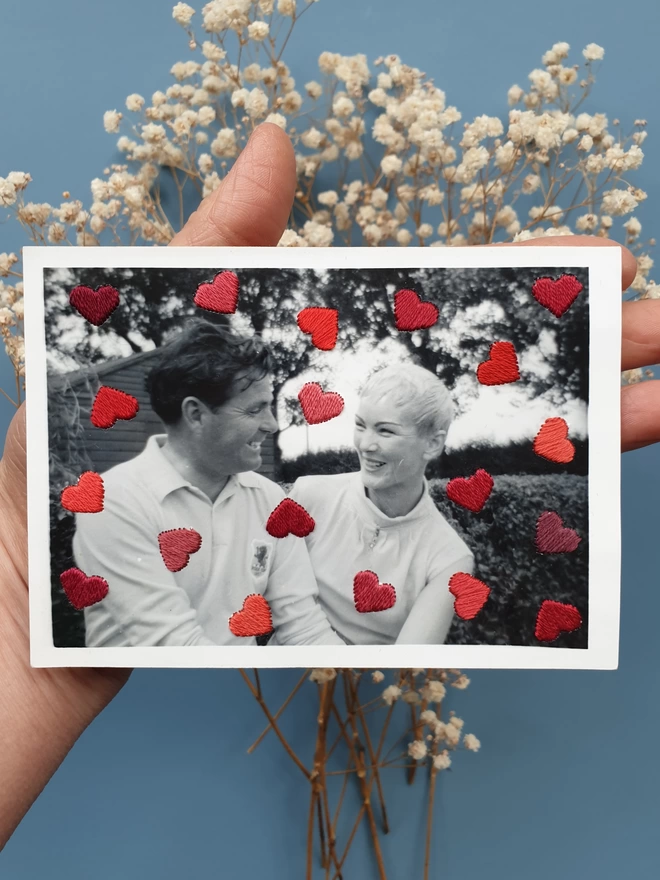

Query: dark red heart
<box><xmin>158</xmin><ymin>528</ymin><xmax>203</xmax><ymax>572</ymax></box>
<box><xmin>60</xmin><ymin>471</ymin><xmax>105</xmax><ymax>513</ymax></box>
<box><xmin>446</xmin><ymin>469</ymin><xmax>494</xmax><ymax>513</ymax></box>
<box><xmin>193</xmin><ymin>271</ymin><xmax>240</xmax><ymax>313</ymax></box>
<box><xmin>229</xmin><ymin>594</ymin><xmax>274</xmax><ymax>637</ymax></box>
<box><xmin>266</xmin><ymin>498</ymin><xmax>315</xmax><ymax>538</ymax></box>
<box><xmin>69</xmin><ymin>285</ymin><xmax>120</xmax><ymax>326</ymax></box>
<box><xmin>298</xmin><ymin>382</ymin><xmax>344</xmax><ymax>424</ymax></box>
<box><xmin>448</xmin><ymin>572</ymin><xmax>491</xmax><ymax>619</ymax></box>
<box><xmin>535</xmin><ymin>600</ymin><xmax>582</xmax><ymax>642</ymax></box>
<box><xmin>535</xmin><ymin>511</ymin><xmax>581</xmax><ymax>553</ymax></box>
<box><xmin>90</xmin><ymin>386</ymin><xmax>139</xmax><ymax>429</ymax></box>
<box><xmin>297</xmin><ymin>307</ymin><xmax>339</xmax><ymax>350</ymax></box>
<box><xmin>477</xmin><ymin>341</ymin><xmax>520</xmax><ymax>386</ymax></box>
<box><xmin>60</xmin><ymin>567</ymin><xmax>109</xmax><ymax>610</ymax></box>
<box><xmin>394</xmin><ymin>289</ymin><xmax>439</xmax><ymax>331</ymax></box>
<box><xmin>533</xmin><ymin>417</ymin><xmax>575</xmax><ymax>464</ymax></box>
<box><xmin>353</xmin><ymin>570</ymin><xmax>396</xmax><ymax>613</ymax></box>
<box><xmin>532</xmin><ymin>274</ymin><xmax>583</xmax><ymax>318</ymax></box>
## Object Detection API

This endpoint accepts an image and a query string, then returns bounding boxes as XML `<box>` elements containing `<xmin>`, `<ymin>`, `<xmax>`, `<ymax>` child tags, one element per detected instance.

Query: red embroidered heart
<box><xmin>193</xmin><ymin>271</ymin><xmax>239</xmax><ymax>313</ymax></box>
<box><xmin>446</xmin><ymin>469</ymin><xmax>494</xmax><ymax>513</ymax></box>
<box><xmin>60</xmin><ymin>567</ymin><xmax>109</xmax><ymax>610</ymax></box>
<box><xmin>266</xmin><ymin>498</ymin><xmax>315</xmax><ymax>538</ymax></box>
<box><xmin>297</xmin><ymin>307</ymin><xmax>339</xmax><ymax>350</ymax></box>
<box><xmin>69</xmin><ymin>285</ymin><xmax>120</xmax><ymax>326</ymax></box>
<box><xmin>61</xmin><ymin>471</ymin><xmax>105</xmax><ymax>514</ymax></box>
<box><xmin>229</xmin><ymin>594</ymin><xmax>274</xmax><ymax>637</ymax></box>
<box><xmin>533</xmin><ymin>417</ymin><xmax>575</xmax><ymax>463</ymax></box>
<box><xmin>158</xmin><ymin>528</ymin><xmax>203</xmax><ymax>572</ymax></box>
<box><xmin>477</xmin><ymin>341</ymin><xmax>520</xmax><ymax>386</ymax></box>
<box><xmin>448</xmin><ymin>572</ymin><xmax>491</xmax><ymax>620</ymax></box>
<box><xmin>90</xmin><ymin>386</ymin><xmax>139</xmax><ymax>429</ymax></box>
<box><xmin>535</xmin><ymin>600</ymin><xmax>582</xmax><ymax>642</ymax></box>
<box><xmin>394</xmin><ymin>289</ymin><xmax>439</xmax><ymax>331</ymax></box>
<box><xmin>353</xmin><ymin>570</ymin><xmax>396</xmax><ymax>613</ymax></box>
<box><xmin>298</xmin><ymin>382</ymin><xmax>344</xmax><ymax>425</ymax></box>
<box><xmin>535</xmin><ymin>511</ymin><xmax>581</xmax><ymax>553</ymax></box>
<box><xmin>532</xmin><ymin>274</ymin><xmax>583</xmax><ymax>318</ymax></box>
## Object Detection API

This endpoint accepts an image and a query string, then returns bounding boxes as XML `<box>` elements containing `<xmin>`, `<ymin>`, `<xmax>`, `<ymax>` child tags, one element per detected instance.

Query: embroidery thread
<box><xmin>446</xmin><ymin>469</ymin><xmax>494</xmax><ymax>513</ymax></box>
<box><xmin>69</xmin><ymin>284</ymin><xmax>120</xmax><ymax>326</ymax></box>
<box><xmin>90</xmin><ymin>386</ymin><xmax>139</xmax><ymax>429</ymax></box>
<box><xmin>532</xmin><ymin>274</ymin><xmax>583</xmax><ymax>318</ymax></box>
<box><xmin>535</xmin><ymin>511</ymin><xmax>581</xmax><ymax>553</ymax></box>
<box><xmin>394</xmin><ymin>289</ymin><xmax>439</xmax><ymax>331</ymax></box>
<box><xmin>60</xmin><ymin>471</ymin><xmax>105</xmax><ymax>514</ymax></box>
<box><xmin>476</xmin><ymin>341</ymin><xmax>520</xmax><ymax>386</ymax></box>
<box><xmin>298</xmin><ymin>382</ymin><xmax>344</xmax><ymax>425</ymax></box>
<box><xmin>266</xmin><ymin>499</ymin><xmax>315</xmax><ymax>538</ymax></box>
<box><xmin>353</xmin><ymin>570</ymin><xmax>396</xmax><ymax>613</ymax></box>
<box><xmin>533</xmin><ymin>417</ymin><xmax>575</xmax><ymax>463</ymax></box>
<box><xmin>158</xmin><ymin>528</ymin><xmax>203</xmax><ymax>572</ymax></box>
<box><xmin>60</xmin><ymin>567</ymin><xmax>109</xmax><ymax>610</ymax></box>
<box><xmin>535</xmin><ymin>600</ymin><xmax>583</xmax><ymax>642</ymax></box>
<box><xmin>229</xmin><ymin>594</ymin><xmax>274</xmax><ymax>637</ymax></box>
<box><xmin>448</xmin><ymin>572</ymin><xmax>491</xmax><ymax>620</ymax></box>
<box><xmin>193</xmin><ymin>270</ymin><xmax>240</xmax><ymax>313</ymax></box>
<box><xmin>297</xmin><ymin>307</ymin><xmax>339</xmax><ymax>350</ymax></box>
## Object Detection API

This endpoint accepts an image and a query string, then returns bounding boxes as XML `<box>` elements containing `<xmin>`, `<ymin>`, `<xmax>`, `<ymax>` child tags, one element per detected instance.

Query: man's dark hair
<box><xmin>145</xmin><ymin>320</ymin><xmax>273</xmax><ymax>425</ymax></box>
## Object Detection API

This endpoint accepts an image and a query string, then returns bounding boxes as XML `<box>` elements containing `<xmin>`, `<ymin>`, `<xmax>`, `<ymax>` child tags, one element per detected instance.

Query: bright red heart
<box><xmin>533</xmin><ymin>417</ymin><xmax>575</xmax><ymax>464</ymax></box>
<box><xmin>448</xmin><ymin>572</ymin><xmax>491</xmax><ymax>620</ymax></box>
<box><xmin>229</xmin><ymin>594</ymin><xmax>274</xmax><ymax>638</ymax></box>
<box><xmin>353</xmin><ymin>570</ymin><xmax>396</xmax><ymax>613</ymax></box>
<box><xmin>266</xmin><ymin>498</ymin><xmax>315</xmax><ymax>538</ymax></box>
<box><xmin>60</xmin><ymin>471</ymin><xmax>105</xmax><ymax>513</ymax></box>
<box><xmin>532</xmin><ymin>274</ymin><xmax>583</xmax><ymax>318</ymax></box>
<box><xmin>535</xmin><ymin>600</ymin><xmax>582</xmax><ymax>642</ymax></box>
<box><xmin>446</xmin><ymin>469</ymin><xmax>494</xmax><ymax>513</ymax></box>
<box><xmin>60</xmin><ymin>567</ymin><xmax>109</xmax><ymax>610</ymax></box>
<box><xmin>297</xmin><ymin>307</ymin><xmax>339</xmax><ymax>350</ymax></box>
<box><xmin>535</xmin><ymin>511</ymin><xmax>581</xmax><ymax>553</ymax></box>
<box><xmin>298</xmin><ymin>382</ymin><xmax>344</xmax><ymax>425</ymax></box>
<box><xmin>90</xmin><ymin>386</ymin><xmax>139</xmax><ymax>429</ymax></box>
<box><xmin>476</xmin><ymin>341</ymin><xmax>520</xmax><ymax>386</ymax></box>
<box><xmin>394</xmin><ymin>289</ymin><xmax>439</xmax><ymax>331</ymax></box>
<box><xmin>69</xmin><ymin>285</ymin><xmax>120</xmax><ymax>326</ymax></box>
<box><xmin>193</xmin><ymin>271</ymin><xmax>240</xmax><ymax>313</ymax></box>
<box><xmin>158</xmin><ymin>528</ymin><xmax>203</xmax><ymax>572</ymax></box>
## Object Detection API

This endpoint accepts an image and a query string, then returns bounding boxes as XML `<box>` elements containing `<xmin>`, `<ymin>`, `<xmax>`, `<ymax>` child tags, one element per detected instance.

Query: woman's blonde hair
<box><xmin>360</xmin><ymin>363</ymin><xmax>454</xmax><ymax>438</ymax></box>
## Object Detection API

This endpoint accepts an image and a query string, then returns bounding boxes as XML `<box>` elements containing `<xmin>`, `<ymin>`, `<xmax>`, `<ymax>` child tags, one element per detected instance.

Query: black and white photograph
<box><xmin>24</xmin><ymin>246</ymin><xmax>621</xmax><ymax>669</ymax></box>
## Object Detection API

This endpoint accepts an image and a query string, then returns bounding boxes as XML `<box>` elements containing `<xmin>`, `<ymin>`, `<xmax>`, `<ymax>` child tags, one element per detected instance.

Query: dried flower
<box><xmin>463</xmin><ymin>733</ymin><xmax>481</xmax><ymax>752</ymax></box>
<box><xmin>408</xmin><ymin>740</ymin><xmax>428</xmax><ymax>761</ymax></box>
<box><xmin>433</xmin><ymin>751</ymin><xmax>452</xmax><ymax>771</ymax></box>
<box><xmin>371</xmin><ymin>670</ymin><xmax>385</xmax><ymax>683</ymax></box>
<box><xmin>382</xmin><ymin>685</ymin><xmax>402</xmax><ymax>705</ymax></box>
<box><xmin>309</xmin><ymin>668</ymin><xmax>337</xmax><ymax>683</ymax></box>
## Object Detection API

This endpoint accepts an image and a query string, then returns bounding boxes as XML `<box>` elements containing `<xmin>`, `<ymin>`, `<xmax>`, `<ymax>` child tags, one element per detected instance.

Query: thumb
<box><xmin>0</xmin><ymin>405</ymin><xmax>27</xmax><ymax>536</ymax></box>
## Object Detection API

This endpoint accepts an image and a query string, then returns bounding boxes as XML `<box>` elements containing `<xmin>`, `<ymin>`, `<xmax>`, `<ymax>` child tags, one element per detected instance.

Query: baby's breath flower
<box><xmin>265</xmin><ymin>112</ymin><xmax>287</xmax><ymax>129</ymax></box>
<box><xmin>433</xmin><ymin>751</ymin><xmax>452</xmax><ymax>771</ymax></box>
<box><xmin>448</xmin><ymin>715</ymin><xmax>464</xmax><ymax>729</ymax></box>
<box><xmin>420</xmin><ymin>709</ymin><xmax>438</xmax><ymax>726</ymax></box>
<box><xmin>402</xmin><ymin>689</ymin><xmax>421</xmax><ymax>704</ymax></box>
<box><xmin>371</xmin><ymin>670</ymin><xmax>385</xmax><ymax>684</ymax></box>
<box><xmin>303</xmin><ymin>219</ymin><xmax>333</xmax><ymax>246</ymax></box>
<box><xmin>416</xmin><ymin>222</ymin><xmax>433</xmax><ymax>239</ymax></box>
<box><xmin>245</xmin><ymin>87</ymin><xmax>269</xmax><ymax>118</ymax></box>
<box><xmin>601</xmin><ymin>188</ymin><xmax>638</xmax><ymax>216</ymax></box>
<box><xmin>172</xmin><ymin>2</ymin><xmax>195</xmax><ymax>25</ymax></box>
<box><xmin>396</xmin><ymin>228</ymin><xmax>412</xmax><ymax>246</ymax></box>
<box><xmin>583</xmin><ymin>43</ymin><xmax>605</xmax><ymax>61</ymax></box>
<box><xmin>380</xmin><ymin>155</ymin><xmax>402</xmax><ymax>177</ymax></box>
<box><xmin>463</xmin><ymin>733</ymin><xmax>481</xmax><ymax>751</ymax></box>
<box><xmin>317</xmin><ymin>190</ymin><xmax>339</xmax><ymax>207</ymax></box>
<box><xmin>248</xmin><ymin>20</ymin><xmax>269</xmax><ymax>40</ymax></box>
<box><xmin>382</xmin><ymin>684</ymin><xmax>402</xmax><ymax>705</ymax></box>
<box><xmin>47</xmin><ymin>222</ymin><xmax>67</xmax><ymax>243</ymax></box>
<box><xmin>507</xmin><ymin>84</ymin><xmax>524</xmax><ymax>106</ymax></box>
<box><xmin>211</xmin><ymin>128</ymin><xmax>238</xmax><ymax>157</ymax></box>
<box><xmin>278</xmin><ymin>229</ymin><xmax>304</xmax><ymax>247</ymax></box>
<box><xmin>309</xmin><ymin>668</ymin><xmax>337</xmax><ymax>683</ymax></box>
<box><xmin>0</xmin><ymin>178</ymin><xmax>16</xmax><ymax>207</ymax></box>
<box><xmin>421</xmin><ymin>680</ymin><xmax>446</xmax><ymax>703</ymax></box>
<box><xmin>277</xmin><ymin>0</ymin><xmax>296</xmax><ymax>15</ymax></box>
<box><xmin>103</xmin><ymin>110</ymin><xmax>122</xmax><ymax>133</ymax></box>
<box><xmin>408</xmin><ymin>740</ymin><xmax>428</xmax><ymax>760</ymax></box>
<box><xmin>305</xmin><ymin>80</ymin><xmax>322</xmax><ymax>99</ymax></box>
<box><xmin>624</xmin><ymin>217</ymin><xmax>642</xmax><ymax>238</ymax></box>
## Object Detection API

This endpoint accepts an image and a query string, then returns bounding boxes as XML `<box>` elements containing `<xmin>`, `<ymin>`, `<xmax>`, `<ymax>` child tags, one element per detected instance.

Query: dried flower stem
<box><xmin>247</xmin><ymin>669</ymin><xmax>308</xmax><ymax>753</ymax></box>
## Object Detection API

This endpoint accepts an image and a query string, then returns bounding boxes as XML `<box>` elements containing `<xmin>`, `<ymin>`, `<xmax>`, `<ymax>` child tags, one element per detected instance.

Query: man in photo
<box><xmin>289</xmin><ymin>363</ymin><xmax>474</xmax><ymax>645</ymax></box>
<box><xmin>73</xmin><ymin>319</ymin><xmax>343</xmax><ymax>647</ymax></box>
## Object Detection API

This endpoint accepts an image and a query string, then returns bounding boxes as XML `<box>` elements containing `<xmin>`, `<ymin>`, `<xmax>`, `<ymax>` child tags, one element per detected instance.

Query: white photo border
<box><xmin>25</xmin><ymin>245</ymin><xmax>621</xmax><ymax>670</ymax></box>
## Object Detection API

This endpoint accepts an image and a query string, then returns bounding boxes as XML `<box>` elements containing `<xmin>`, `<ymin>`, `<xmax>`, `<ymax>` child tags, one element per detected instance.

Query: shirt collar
<box><xmin>139</xmin><ymin>434</ymin><xmax>263</xmax><ymax>502</ymax></box>
<box><xmin>348</xmin><ymin>470</ymin><xmax>432</xmax><ymax>527</ymax></box>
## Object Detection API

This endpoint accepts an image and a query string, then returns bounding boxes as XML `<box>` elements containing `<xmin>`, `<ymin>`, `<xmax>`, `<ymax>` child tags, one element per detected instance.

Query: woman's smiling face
<box><xmin>353</xmin><ymin>391</ymin><xmax>437</xmax><ymax>495</ymax></box>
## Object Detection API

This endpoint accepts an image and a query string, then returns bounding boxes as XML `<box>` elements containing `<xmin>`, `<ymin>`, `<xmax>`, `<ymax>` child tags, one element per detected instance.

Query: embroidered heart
<box><xmin>448</xmin><ymin>573</ymin><xmax>491</xmax><ymax>620</ymax></box>
<box><xmin>533</xmin><ymin>417</ymin><xmax>575</xmax><ymax>463</ymax></box>
<box><xmin>297</xmin><ymin>307</ymin><xmax>339</xmax><ymax>350</ymax></box>
<box><xmin>532</xmin><ymin>274</ymin><xmax>583</xmax><ymax>318</ymax></box>
<box><xmin>446</xmin><ymin>469</ymin><xmax>494</xmax><ymax>513</ymax></box>
<box><xmin>60</xmin><ymin>567</ymin><xmax>109</xmax><ymax>610</ymax></box>
<box><xmin>69</xmin><ymin>285</ymin><xmax>120</xmax><ymax>326</ymax></box>
<box><xmin>266</xmin><ymin>498</ymin><xmax>315</xmax><ymax>538</ymax></box>
<box><xmin>476</xmin><ymin>341</ymin><xmax>520</xmax><ymax>386</ymax></box>
<box><xmin>298</xmin><ymin>382</ymin><xmax>344</xmax><ymax>425</ymax></box>
<box><xmin>353</xmin><ymin>570</ymin><xmax>396</xmax><ymax>613</ymax></box>
<box><xmin>193</xmin><ymin>270</ymin><xmax>239</xmax><ymax>313</ymax></box>
<box><xmin>158</xmin><ymin>528</ymin><xmax>203</xmax><ymax>572</ymax></box>
<box><xmin>229</xmin><ymin>594</ymin><xmax>274</xmax><ymax>637</ymax></box>
<box><xmin>535</xmin><ymin>600</ymin><xmax>582</xmax><ymax>642</ymax></box>
<box><xmin>535</xmin><ymin>511</ymin><xmax>582</xmax><ymax>553</ymax></box>
<box><xmin>90</xmin><ymin>386</ymin><xmax>139</xmax><ymax>429</ymax></box>
<box><xmin>394</xmin><ymin>289</ymin><xmax>439</xmax><ymax>331</ymax></box>
<box><xmin>60</xmin><ymin>471</ymin><xmax>105</xmax><ymax>514</ymax></box>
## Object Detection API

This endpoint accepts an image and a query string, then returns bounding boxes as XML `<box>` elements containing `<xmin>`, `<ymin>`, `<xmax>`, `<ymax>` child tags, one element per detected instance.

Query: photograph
<box><xmin>25</xmin><ymin>245</ymin><xmax>620</xmax><ymax>669</ymax></box>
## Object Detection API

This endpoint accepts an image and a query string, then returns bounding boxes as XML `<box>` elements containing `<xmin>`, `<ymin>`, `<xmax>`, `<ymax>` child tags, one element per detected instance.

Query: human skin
<box><xmin>0</xmin><ymin>123</ymin><xmax>657</xmax><ymax>849</ymax></box>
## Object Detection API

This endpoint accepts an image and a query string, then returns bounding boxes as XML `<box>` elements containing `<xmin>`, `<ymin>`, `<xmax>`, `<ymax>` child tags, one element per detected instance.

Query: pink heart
<box><xmin>194</xmin><ymin>271</ymin><xmax>239</xmax><ymax>313</ymax></box>
<box><xmin>535</xmin><ymin>511</ymin><xmax>581</xmax><ymax>553</ymax></box>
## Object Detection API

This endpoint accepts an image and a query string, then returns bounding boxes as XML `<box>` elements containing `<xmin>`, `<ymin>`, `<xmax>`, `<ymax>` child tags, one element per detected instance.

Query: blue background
<box><xmin>2</xmin><ymin>0</ymin><xmax>660</xmax><ymax>876</ymax></box>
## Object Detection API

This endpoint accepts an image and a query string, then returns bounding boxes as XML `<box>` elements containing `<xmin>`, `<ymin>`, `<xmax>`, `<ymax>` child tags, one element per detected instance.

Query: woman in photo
<box><xmin>288</xmin><ymin>363</ymin><xmax>474</xmax><ymax>646</ymax></box>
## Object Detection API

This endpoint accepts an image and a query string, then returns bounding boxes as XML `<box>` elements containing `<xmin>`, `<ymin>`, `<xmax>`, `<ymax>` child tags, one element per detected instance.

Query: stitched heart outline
<box><xmin>353</xmin><ymin>570</ymin><xmax>396</xmax><ymax>613</ymax></box>
<box><xmin>69</xmin><ymin>285</ymin><xmax>120</xmax><ymax>326</ymax></box>
<box><xmin>394</xmin><ymin>289</ymin><xmax>439</xmax><ymax>331</ymax></box>
<box><xmin>535</xmin><ymin>511</ymin><xmax>581</xmax><ymax>553</ymax></box>
<box><xmin>297</xmin><ymin>307</ymin><xmax>339</xmax><ymax>350</ymax></box>
<box><xmin>266</xmin><ymin>498</ymin><xmax>315</xmax><ymax>538</ymax></box>
<box><xmin>60</xmin><ymin>567</ymin><xmax>109</xmax><ymax>610</ymax></box>
<box><xmin>229</xmin><ymin>594</ymin><xmax>274</xmax><ymax>638</ymax></box>
<box><xmin>533</xmin><ymin>417</ymin><xmax>575</xmax><ymax>463</ymax></box>
<box><xmin>532</xmin><ymin>274</ymin><xmax>583</xmax><ymax>318</ymax></box>
<box><xmin>60</xmin><ymin>471</ymin><xmax>105</xmax><ymax>513</ymax></box>
<box><xmin>90</xmin><ymin>386</ymin><xmax>139</xmax><ymax>429</ymax></box>
<box><xmin>535</xmin><ymin>600</ymin><xmax>583</xmax><ymax>642</ymax></box>
<box><xmin>298</xmin><ymin>382</ymin><xmax>344</xmax><ymax>425</ymax></box>
<box><xmin>446</xmin><ymin>469</ymin><xmax>494</xmax><ymax>513</ymax></box>
<box><xmin>448</xmin><ymin>572</ymin><xmax>491</xmax><ymax>620</ymax></box>
<box><xmin>193</xmin><ymin>270</ymin><xmax>240</xmax><ymax>313</ymax></box>
<box><xmin>476</xmin><ymin>341</ymin><xmax>520</xmax><ymax>386</ymax></box>
<box><xmin>158</xmin><ymin>528</ymin><xmax>203</xmax><ymax>572</ymax></box>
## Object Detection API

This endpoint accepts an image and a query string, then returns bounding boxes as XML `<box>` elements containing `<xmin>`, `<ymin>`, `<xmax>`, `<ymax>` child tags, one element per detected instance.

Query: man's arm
<box><xmin>395</xmin><ymin>553</ymin><xmax>474</xmax><ymax>645</ymax></box>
